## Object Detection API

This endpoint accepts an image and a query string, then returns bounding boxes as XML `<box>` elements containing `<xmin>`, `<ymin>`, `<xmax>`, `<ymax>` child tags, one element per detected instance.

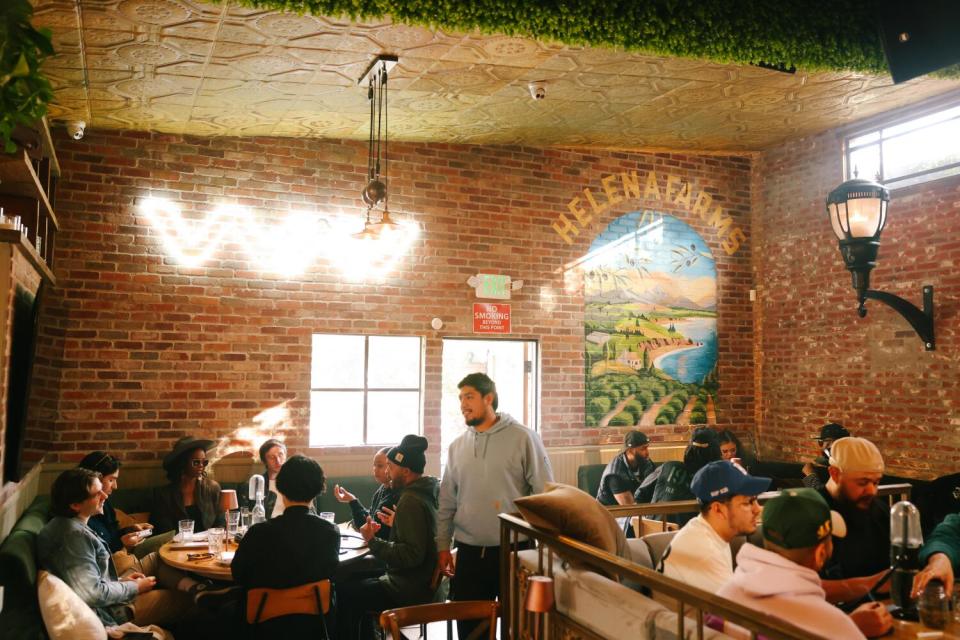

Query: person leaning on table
<box><xmin>232</xmin><ymin>455</ymin><xmax>340</xmax><ymax>636</ymax></box>
<box><xmin>151</xmin><ymin>436</ymin><xmax>224</xmax><ymax>535</ymax></box>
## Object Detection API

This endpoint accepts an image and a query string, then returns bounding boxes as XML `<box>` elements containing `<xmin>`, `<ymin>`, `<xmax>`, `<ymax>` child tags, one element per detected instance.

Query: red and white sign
<box><xmin>473</xmin><ymin>303</ymin><xmax>511</xmax><ymax>334</ymax></box>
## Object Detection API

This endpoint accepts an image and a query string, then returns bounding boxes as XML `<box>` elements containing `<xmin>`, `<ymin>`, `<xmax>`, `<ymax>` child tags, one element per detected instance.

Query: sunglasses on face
<box><xmin>190</xmin><ymin>459</ymin><xmax>210</xmax><ymax>468</ymax></box>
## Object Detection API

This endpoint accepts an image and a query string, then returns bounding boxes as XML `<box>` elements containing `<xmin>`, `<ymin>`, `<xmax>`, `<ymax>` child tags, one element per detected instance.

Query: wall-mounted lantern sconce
<box><xmin>825</xmin><ymin>177</ymin><xmax>934</xmax><ymax>350</ymax></box>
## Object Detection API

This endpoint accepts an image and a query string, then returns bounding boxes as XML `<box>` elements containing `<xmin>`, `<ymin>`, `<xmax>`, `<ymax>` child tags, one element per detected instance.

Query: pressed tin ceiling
<box><xmin>31</xmin><ymin>0</ymin><xmax>960</xmax><ymax>152</ymax></box>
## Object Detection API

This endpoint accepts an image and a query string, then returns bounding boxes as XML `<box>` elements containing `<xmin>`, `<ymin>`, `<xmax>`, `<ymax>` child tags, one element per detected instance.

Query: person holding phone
<box><xmin>78</xmin><ymin>451</ymin><xmax>153</xmax><ymax>555</ymax></box>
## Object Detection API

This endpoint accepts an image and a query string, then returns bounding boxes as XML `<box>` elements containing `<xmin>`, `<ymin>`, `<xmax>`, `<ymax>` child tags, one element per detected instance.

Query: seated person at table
<box><xmin>78</xmin><ymin>451</ymin><xmax>227</xmax><ymax>606</ymax></box>
<box><xmin>717</xmin><ymin>488</ymin><xmax>892</xmax><ymax>639</ymax></box>
<box><xmin>335</xmin><ymin>446</ymin><xmax>400</xmax><ymax>540</ymax></box>
<box><xmin>596</xmin><ymin>430</ymin><xmax>656</xmax><ymax>536</ymax></box>
<box><xmin>817</xmin><ymin>437</ymin><xmax>890</xmax><ymax>582</ymax></box>
<box><xmin>246</xmin><ymin>438</ymin><xmax>287</xmax><ymax>520</ymax></box>
<box><xmin>233</xmin><ymin>455</ymin><xmax>340</xmax><ymax>636</ymax></box>
<box><xmin>636</xmin><ymin>427</ymin><xmax>722</xmax><ymax>526</ymax></box>
<box><xmin>913</xmin><ymin>512</ymin><xmax>960</xmax><ymax>598</ymax></box>
<box><xmin>38</xmin><ymin>468</ymin><xmax>198</xmax><ymax>628</ymax></box>
<box><xmin>661</xmin><ymin>460</ymin><xmax>770</xmax><ymax>591</ymax></box>
<box><xmin>79</xmin><ymin>451</ymin><xmax>153</xmax><ymax>555</ymax></box>
<box><xmin>337</xmin><ymin>435</ymin><xmax>440</xmax><ymax>640</ymax></box>
<box><xmin>802</xmin><ymin>422</ymin><xmax>850</xmax><ymax>490</ymax></box>
<box><xmin>152</xmin><ymin>436</ymin><xmax>224</xmax><ymax>535</ymax></box>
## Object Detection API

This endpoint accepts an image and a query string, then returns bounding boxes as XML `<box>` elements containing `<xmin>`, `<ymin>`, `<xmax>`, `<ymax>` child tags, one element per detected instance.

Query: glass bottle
<box><xmin>890</xmin><ymin>500</ymin><xmax>923</xmax><ymax>613</ymax></box>
<box><xmin>249</xmin><ymin>475</ymin><xmax>266</xmax><ymax>525</ymax></box>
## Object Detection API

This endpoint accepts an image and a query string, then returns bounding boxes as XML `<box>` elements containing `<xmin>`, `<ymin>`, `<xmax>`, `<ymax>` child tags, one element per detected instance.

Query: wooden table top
<box><xmin>887</xmin><ymin>610</ymin><xmax>959</xmax><ymax>639</ymax></box>
<box><xmin>159</xmin><ymin>521</ymin><xmax>369</xmax><ymax>582</ymax></box>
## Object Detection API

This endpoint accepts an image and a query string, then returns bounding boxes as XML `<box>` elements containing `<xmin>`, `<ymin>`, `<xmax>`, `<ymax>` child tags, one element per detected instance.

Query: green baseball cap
<box><xmin>762</xmin><ymin>488</ymin><xmax>847</xmax><ymax>550</ymax></box>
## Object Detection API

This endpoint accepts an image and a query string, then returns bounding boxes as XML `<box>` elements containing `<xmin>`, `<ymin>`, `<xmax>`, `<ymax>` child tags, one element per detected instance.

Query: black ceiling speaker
<box><xmin>877</xmin><ymin>0</ymin><xmax>960</xmax><ymax>84</ymax></box>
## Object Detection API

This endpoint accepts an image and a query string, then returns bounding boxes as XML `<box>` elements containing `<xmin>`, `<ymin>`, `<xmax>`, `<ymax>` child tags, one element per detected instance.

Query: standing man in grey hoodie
<box><xmin>436</xmin><ymin>373</ymin><xmax>553</xmax><ymax>638</ymax></box>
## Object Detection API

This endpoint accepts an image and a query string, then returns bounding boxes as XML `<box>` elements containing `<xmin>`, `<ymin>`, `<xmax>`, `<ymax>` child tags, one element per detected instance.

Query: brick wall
<box><xmin>754</xmin><ymin>129</ymin><xmax>960</xmax><ymax>479</ymax></box>
<box><xmin>24</xmin><ymin>130</ymin><xmax>753</xmax><ymax>468</ymax></box>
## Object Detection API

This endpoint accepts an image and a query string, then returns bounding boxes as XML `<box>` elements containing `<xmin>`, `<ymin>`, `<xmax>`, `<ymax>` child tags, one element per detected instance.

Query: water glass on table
<box><xmin>178</xmin><ymin>519</ymin><xmax>195</xmax><ymax>541</ymax></box>
<box><xmin>240</xmin><ymin>507</ymin><xmax>251</xmax><ymax>533</ymax></box>
<box><xmin>226</xmin><ymin>511</ymin><xmax>241</xmax><ymax>539</ymax></box>
<box><xmin>320</xmin><ymin>512</ymin><xmax>336</xmax><ymax>524</ymax></box>
<box><xmin>208</xmin><ymin>527</ymin><xmax>225</xmax><ymax>559</ymax></box>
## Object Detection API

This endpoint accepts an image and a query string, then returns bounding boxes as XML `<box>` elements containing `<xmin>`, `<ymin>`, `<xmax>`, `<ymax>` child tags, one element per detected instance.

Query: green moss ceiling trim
<box><xmin>231</xmin><ymin>0</ymin><xmax>894</xmax><ymax>74</ymax></box>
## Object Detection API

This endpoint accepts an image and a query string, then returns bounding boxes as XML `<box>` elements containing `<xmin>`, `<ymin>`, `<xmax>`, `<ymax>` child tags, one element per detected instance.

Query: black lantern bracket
<box><xmin>859</xmin><ymin>286</ymin><xmax>935</xmax><ymax>350</ymax></box>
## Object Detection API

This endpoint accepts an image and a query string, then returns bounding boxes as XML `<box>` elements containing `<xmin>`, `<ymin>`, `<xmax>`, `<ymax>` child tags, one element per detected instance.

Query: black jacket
<box><xmin>349</xmin><ymin>484</ymin><xmax>401</xmax><ymax>540</ymax></box>
<box><xmin>233</xmin><ymin>505</ymin><xmax>341</xmax><ymax>636</ymax></box>
<box><xmin>368</xmin><ymin>476</ymin><xmax>440</xmax><ymax>606</ymax></box>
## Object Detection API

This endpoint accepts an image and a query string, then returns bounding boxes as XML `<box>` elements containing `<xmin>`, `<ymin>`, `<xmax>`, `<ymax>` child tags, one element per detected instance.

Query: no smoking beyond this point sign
<box><xmin>473</xmin><ymin>303</ymin><xmax>511</xmax><ymax>334</ymax></box>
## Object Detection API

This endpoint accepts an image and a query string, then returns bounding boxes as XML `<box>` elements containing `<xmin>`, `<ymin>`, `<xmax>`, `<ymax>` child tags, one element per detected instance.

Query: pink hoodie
<box><xmin>717</xmin><ymin>543</ymin><xmax>865</xmax><ymax>640</ymax></box>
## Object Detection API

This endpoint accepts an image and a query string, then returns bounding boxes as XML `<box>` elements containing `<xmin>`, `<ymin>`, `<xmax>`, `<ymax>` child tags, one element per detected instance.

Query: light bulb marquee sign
<box><xmin>139</xmin><ymin>197</ymin><xmax>419</xmax><ymax>278</ymax></box>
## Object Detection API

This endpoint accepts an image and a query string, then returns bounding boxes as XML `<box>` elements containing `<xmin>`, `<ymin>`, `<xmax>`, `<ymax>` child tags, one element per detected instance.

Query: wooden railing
<box><xmin>499</xmin><ymin>512</ymin><xmax>827</xmax><ymax>640</ymax></box>
<box><xmin>498</xmin><ymin>484</ymin><xmax>912</xmax><ymax>640</ymax></box>
<box><xmin>606</xmin><ymin>483</ymin><xmax>913</xmax><ymax>530</ymax></box>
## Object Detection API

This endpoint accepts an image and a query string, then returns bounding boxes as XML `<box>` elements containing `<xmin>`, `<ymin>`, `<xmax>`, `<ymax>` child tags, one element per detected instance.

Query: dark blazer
<box><xmin>151</xmin><ymin>476</ymin><xmax>223</xmax><ymax>534</ymax></box>
<box><xmin>232</xmin><ymin>505</ymin><xmax>340</xmax><ymax>636</ymax></box>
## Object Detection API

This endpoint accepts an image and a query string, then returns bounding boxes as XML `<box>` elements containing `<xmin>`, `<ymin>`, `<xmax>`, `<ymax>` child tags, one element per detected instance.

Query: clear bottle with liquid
<box><xmin>890</xmin><ymin>500</ymin><xmax>923</xmax><ymax>613</ymax></box>
<box><xmin>249</xmin><ymin>475</ymin><xmax>266</xmax><ymax>526</ymax></box>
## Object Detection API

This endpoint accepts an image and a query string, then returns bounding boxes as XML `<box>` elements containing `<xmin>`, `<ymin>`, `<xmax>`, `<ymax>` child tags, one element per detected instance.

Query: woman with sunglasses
<box><xmin>152</xmin><ymin>436</ymin><xmax>225</xmax><ymax>535</ymax></box>
<box><xmin>78</xmin><ymin>451</ymin><xmax>152</xmax><ymax>553</ymax></box>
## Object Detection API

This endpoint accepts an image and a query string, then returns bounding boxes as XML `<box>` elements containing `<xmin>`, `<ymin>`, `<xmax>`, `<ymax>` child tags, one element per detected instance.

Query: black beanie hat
<box><xmin>387</xmin><ymin>434</ymin><xmax>428</xmax><ymax>474</ymax></box>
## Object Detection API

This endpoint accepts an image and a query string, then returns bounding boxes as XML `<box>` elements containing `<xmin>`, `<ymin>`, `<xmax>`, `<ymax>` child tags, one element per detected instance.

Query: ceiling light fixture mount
<box><xmin>354</xmin><ymin>54</ymin><xmax>399</xmax><ymax>240</ymax></box>
<box><xmin>825</xmin><ymin>177</ymin><xmax>934</xmax><ymax>350</ymax></box>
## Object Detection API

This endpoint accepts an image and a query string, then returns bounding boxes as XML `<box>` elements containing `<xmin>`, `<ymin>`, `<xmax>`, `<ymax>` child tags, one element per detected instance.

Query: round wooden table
<box><xmin>158</xmin><ymin>522</ymin><xmax>369</xmax><ymax>582</ymax></box>
<box><xmin>159</xmin><ymin>537</ymin><xmax>235</xmax><ymax>581</ymax></box>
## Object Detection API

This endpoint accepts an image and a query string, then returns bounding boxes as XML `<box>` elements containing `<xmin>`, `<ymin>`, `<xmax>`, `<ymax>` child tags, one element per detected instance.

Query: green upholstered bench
<box><xmin>0</xmin><ymin>474</ymin><xmax>384</xmax><ymax>639</ymax></box>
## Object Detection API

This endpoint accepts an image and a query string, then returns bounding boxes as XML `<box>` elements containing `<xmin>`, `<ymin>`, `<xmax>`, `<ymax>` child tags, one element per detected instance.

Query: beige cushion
<box><xmin>37</xmin><ymin>570</ymin><xmax>107</xmax><ymax>640</ymax></box>
<box><xmin>514</xmin><ymin>482</ymin><xmax>628</xmax><ymax>558</ymax></box>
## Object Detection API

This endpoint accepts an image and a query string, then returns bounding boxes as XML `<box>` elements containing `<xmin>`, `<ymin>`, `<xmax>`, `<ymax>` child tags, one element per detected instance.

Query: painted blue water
<box><xmin>656</xmin><ymin>317</ymin><xmax>717</xmax><ymax>384</ymax></box>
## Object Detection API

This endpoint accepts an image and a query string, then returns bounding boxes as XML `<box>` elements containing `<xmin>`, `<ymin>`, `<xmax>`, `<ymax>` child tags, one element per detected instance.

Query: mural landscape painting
<box><xmin>583</xmin><ymin>211</ymin><xmax>718</xmax><ymax>429</ymax></box>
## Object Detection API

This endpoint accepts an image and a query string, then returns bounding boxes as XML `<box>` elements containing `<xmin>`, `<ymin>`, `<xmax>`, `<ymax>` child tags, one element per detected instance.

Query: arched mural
<box><xmin>583</xmin><ymin>211</ymin><xmax>718</xmax><ymax>428</ymax></box>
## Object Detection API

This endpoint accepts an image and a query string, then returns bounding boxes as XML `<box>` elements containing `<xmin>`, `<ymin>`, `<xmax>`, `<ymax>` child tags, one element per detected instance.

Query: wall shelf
<box><xmin>0</xmin><ymin>229</ymin><xmax>55</xmax><ymax>286</ymax></box>
<box><xmin>0</xmin><ymin>117</ymin><xmax>59</xmax><ymax>277</ymax></box>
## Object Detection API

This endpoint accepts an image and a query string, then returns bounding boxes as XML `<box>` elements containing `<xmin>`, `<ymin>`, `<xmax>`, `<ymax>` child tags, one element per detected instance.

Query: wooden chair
<box><xmin>379</xmin><ymin>600</ymin><xmax>499</xmax><ymax>640</ymax></box>
<box><xmin>246</xmin><ymin>579</ymin><xmax>331</xmax><ymax>638</ymax></box>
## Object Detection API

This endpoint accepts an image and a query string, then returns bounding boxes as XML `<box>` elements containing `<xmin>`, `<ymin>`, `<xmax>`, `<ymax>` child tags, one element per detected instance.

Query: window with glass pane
<box><xmin>310</xmin><ymin>334</ymin><xmax>422</xmax><ymax>446</ymax></box>
<box><xmin>845</xmin><ymin>102</ymin><xmax>960</xmax><ymax>190</ymax></box>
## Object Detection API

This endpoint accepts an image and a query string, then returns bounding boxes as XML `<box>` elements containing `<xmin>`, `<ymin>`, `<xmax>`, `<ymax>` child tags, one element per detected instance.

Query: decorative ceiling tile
<box><xmin>117</xmin><ymin>0</ymin><xmax>192</xmax><ymax>26</ymax></box>
<box><xmin>40</xmin><ymin>0</ymin><xmax>960</xmax><ymax>152</ymax></box>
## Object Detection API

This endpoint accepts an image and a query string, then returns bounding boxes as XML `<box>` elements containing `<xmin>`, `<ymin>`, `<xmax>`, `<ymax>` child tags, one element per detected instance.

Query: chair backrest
<box><xmin>577</xmin><ymin>464</ymin><xmax>606</xmax><ymax>497</ymax></box>
<box><xmin>380</xmin><ymin>600</ymin><xmax>499</xmax><ymax>640</ymax></box>
<box><xmin>641</xmin><ymin>530</ymin><xmax>677</xmax><ymax>569</ymax></box>
<box><xmin>245</xmin><ymin>579</ymin><xmax>331</xmax><ymax>624</ymax></box>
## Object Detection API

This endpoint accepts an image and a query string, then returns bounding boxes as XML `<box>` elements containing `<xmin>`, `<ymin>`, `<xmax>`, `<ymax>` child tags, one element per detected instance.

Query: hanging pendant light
<box><xmin>353</xmin><ymin>54</ymin><xmax>398</xmax><ymax>240</ymax></box>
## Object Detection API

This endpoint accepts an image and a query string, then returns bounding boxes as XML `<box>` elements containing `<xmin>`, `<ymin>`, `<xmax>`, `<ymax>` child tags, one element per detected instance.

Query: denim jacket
<box><xmin>37</xmin><ymin>516</ymin><xmax>137</xmax><ymax>625</ymax></box>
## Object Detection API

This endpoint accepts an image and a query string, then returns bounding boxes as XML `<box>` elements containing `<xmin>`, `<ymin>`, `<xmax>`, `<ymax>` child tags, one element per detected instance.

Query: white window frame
<box><xmin>309</xmin><ymin>334</ymin><xmax>423</xmax><ymax>446</ymax></box>
<box><xmin>843</xmin><ymin>98</ymin><xmax>960</xmax><ymax>190</ymax></box>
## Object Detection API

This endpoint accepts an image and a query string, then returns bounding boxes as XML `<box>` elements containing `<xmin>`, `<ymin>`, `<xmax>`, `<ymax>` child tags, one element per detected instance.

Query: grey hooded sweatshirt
<box><xmin>437</xmin><ymin>413</ymin><xmax>553</xmax><ymax>549</ymax></box>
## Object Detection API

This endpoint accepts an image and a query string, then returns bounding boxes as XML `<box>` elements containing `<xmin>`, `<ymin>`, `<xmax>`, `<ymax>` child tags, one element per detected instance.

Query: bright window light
<box><xmin>845</xmin><ymin>102</ymin><xmax>960</xmax><ymax>190</ymax></box>
<box><xmin>309</xmin><ymin>334</ymin><xmax>423</xmax><ymax>446</ymax></box>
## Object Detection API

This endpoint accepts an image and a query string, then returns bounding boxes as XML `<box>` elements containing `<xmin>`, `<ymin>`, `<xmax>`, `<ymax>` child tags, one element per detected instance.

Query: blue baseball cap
<box><xmin>691</xmin><ymin>460</ymin><xmax>771</xmax><ymax>504</ymax></box>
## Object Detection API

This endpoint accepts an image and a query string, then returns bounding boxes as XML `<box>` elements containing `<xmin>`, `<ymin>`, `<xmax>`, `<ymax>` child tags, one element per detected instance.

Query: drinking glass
<box><xmin>207</xmin><ymin>527</ymin><xmax>225</xmax><ymax>559</ymax></box>
<box><xmin>240</xmin><ymin>507</ymin><xmax>251</xmax><ymax>533</ymax></box>
<box><xmin>320</xmin><ymin>511</ymin><xmax>336</xmax><ymax>523</ymax></box>
<box><xmin>919</xmin><ymin>579</ymin><xmax>949</xmax><ymax>630</ymax></box>
<box><xmin>226</xmin><ymin>511</ymin><xmax>240</xmax><ymax>538</ymax></box>
<box><xmin>178</xmin><ymin>519</ymin><xmax>195</xmax><ymax>541</ymax></box>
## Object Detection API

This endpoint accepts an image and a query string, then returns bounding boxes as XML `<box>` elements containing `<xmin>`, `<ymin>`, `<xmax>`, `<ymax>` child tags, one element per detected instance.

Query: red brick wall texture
<box><xmin>24</xmin><ymin>130</ymin><xmax>754</xmax><ymax>469</ymax></box>
<box><xmin>754</xmin><ymin>130</ymin><xmax>960</xmax><ymax>479</ymax></box>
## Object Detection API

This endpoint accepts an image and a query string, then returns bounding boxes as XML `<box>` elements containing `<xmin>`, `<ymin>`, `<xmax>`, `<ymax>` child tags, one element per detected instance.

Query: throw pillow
<box><xmin>514</xmin><ymin>482</ymin><xmax>630</xmax><ymax>559</ymax></box>
<box><xmin>37</xmin><ymin>570</ymin><xmax>107</xmax><ymax>640</ymax></box>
